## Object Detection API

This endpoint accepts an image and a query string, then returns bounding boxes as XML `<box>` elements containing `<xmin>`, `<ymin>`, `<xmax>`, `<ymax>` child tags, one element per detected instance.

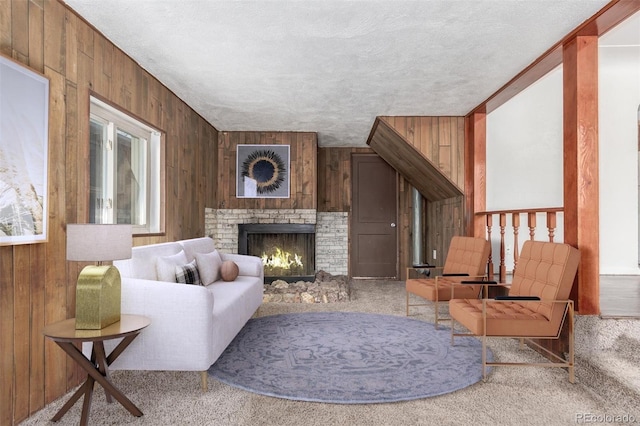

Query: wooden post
<box><xmin>465</xmin><ymin>113</ymin><xmax>487</xmax><ymax>237</ymax></box>
<box><xmin>563</xmin><ymin>35</ymin><xmax>599</xmax><ymax>315</ymax></box>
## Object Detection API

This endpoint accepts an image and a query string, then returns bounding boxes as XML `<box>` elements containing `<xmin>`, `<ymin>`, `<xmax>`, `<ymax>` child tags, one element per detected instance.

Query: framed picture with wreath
<box><xmin>236</xmin><ymin>144</ymin><xmax>290</xmax><ymax>198</ymax></box>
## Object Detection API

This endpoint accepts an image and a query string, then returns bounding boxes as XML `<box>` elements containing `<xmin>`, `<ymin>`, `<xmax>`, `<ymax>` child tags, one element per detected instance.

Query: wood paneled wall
<box><xmin>317</xmin><ymin>147</ymin><xmax>373</xmax><ymax>212</ymax></box>
<box><xmin>426</xmin><ymin>196</ymin><xmax>465</xmax><ymax>265</ymax></box>
<box><xmin>379</xmin><ymin>117</ymin><xmax>466</xmax><ymax>272</ymax></box>
<box><xmin>0</xmin><ymin>1</ymin><xmax>218</xmax><ymax>424</ymax></box>
<box><xmin>380</xmin><ymin>116</ymin><xmax>465</xmax><ymax>188</ymax></box>
<box><xmin>217</xmin><ymin>131</ymin><xmax>317</xmax><ymax>210</ymax></box>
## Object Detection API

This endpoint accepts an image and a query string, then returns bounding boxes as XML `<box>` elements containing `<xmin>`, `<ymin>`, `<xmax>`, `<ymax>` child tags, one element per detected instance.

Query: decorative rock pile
<box><xmin>263</xmin><ymin>270</ymin><xmax>350</xmax><ymax>303</ymax></box>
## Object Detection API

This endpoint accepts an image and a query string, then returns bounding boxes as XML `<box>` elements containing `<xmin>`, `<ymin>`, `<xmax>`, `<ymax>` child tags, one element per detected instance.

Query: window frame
<box><xmin>88</xmin><ymin>95</ymin><xmax>165</xmax><ymax>235</ymax></box>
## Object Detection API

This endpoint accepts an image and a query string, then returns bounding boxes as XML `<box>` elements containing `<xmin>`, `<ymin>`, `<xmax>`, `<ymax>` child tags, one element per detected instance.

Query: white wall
<box><xmin>598</xmin><ymin>43</ymin><xmax>640</xmax><ymax>274</ymax></box>
<box><xmin>486</xmin><ymin>66</ymin><xmax>564</xmax><ymax>271</ymax></box>
<box><xmin>486</xmin><ymin>67</ymin><xmax>564</xmax><ymax>211</ymax></box>
<box><xmin>485</xmin><ymin>13</ymin><xmax>640</xmax><ymax>275</ymax></box>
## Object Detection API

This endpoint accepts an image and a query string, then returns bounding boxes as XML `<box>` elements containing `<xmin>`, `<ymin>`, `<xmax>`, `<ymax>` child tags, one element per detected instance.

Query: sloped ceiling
<box><xmin>63</xmin><ymin>0</ymin><xmax>610</xmax><ymax>147</ymax></box>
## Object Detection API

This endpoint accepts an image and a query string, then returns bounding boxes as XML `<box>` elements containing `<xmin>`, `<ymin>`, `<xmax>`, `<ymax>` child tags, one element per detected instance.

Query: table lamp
<box><xmin>67</xmin><ymin>224</ymin><xmax>132</xmax><ymax>330</ymax></box>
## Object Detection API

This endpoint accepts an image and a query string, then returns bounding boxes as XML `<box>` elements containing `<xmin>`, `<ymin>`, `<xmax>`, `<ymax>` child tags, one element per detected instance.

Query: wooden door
<box><xmin>351</xmin><ymin>154</ymin><xmax>398</xmax><ymax>278</ymax></box>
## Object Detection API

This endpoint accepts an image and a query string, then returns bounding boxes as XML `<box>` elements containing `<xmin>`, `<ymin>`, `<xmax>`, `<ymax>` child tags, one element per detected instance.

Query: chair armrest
<box><xmin>407</xmin><ymin>265</ymin><xmax>441</xmax><ymax>278</ymax></box>
<box><xmin>494</xmin><ymin>296</ymin><xmax>540</xmax><ymax>300</ymax></box>
<box><xmin>412</xmin><ymin>264</ymin><xmax>435</xmax><ymax>268</ymax></box>
<box><xmin>453</xmin><ymin>278</ymin><xmax>499</xmax><ymax>298</ymax></box>
<box><xmin>442</xmin><ymin>273</ymin><xmax>469</xmax><ymax>277</ymax></box>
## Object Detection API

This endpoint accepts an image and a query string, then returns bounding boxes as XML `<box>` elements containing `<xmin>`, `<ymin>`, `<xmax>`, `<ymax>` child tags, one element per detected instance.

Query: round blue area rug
<box><xmin>209</xmin><ymin>312</ymin><xmax>491</xmax><ymax>404</ymax></box>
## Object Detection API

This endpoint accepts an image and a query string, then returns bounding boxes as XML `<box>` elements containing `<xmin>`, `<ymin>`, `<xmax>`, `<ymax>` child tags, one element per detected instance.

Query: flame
<box><xmin>261</xmin><ymin>248</ymin><xmax>303</xmax><ymax>270</ymax></box>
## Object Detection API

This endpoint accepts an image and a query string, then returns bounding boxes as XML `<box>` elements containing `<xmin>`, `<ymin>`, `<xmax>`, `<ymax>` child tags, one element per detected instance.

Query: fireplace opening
<box><xmin>238</xmin><ymin>224</ymin><xmax>315</xmax><ymax>283</ymax></box>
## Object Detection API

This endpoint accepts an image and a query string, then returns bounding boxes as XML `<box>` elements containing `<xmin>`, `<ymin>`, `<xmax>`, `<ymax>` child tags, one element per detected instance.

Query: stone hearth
<box><xmin>263</xmin><ymin>271</ymin><xmax>350</xmax><ymax>303</ymax></box>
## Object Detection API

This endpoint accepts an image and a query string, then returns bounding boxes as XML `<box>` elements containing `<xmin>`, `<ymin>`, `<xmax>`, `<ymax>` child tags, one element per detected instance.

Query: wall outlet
<box><xmin>432</xmin><ymin>249</ymin><xmax>437</xmax><ymax>260</ymax></box>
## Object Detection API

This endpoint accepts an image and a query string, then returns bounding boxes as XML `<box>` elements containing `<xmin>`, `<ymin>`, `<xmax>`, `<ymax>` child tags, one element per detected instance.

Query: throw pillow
<box><xmin>156</xmin><ymin>250</ymin><xmax>188</xmax><ymax>282</ymax></box>
<box><xmin>195</xmin><ymin>250</ymin><xmax>223</xmax><ymax>285</ymax></box>
<box><xmin>175</xmin><ymin>260</ymin><xmax>202</xmax><ymax>285</ymax></box>
<box><xmin>220</xmin><ymin>260</ymin><xmax>239</xmax><ymax>282</ymax></box>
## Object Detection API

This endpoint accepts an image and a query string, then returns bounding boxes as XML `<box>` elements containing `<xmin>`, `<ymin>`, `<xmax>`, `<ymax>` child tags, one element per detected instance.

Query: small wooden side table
<box><xmin>43</xmin><ymin>314</ymin><xmax>151</xmax><ymax>425</ymax></box>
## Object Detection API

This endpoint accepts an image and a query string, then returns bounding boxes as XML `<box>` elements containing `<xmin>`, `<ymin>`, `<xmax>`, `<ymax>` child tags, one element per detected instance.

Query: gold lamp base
<box><xmin>75</xmin><ymin>265</ymin><xmax>121</xmax><ymax>330</ymax></box>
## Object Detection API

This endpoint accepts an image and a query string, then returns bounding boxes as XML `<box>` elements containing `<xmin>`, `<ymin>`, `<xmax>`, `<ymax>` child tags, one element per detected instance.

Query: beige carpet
<box><xmin>23</xmin><ymin>280</ymin><xmax>640</xmax><ymax>426</ymax></box>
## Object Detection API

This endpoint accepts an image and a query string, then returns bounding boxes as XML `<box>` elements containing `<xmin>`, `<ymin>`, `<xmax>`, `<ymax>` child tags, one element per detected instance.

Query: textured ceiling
<box><xmin>63</xmin><ymin>0</ymin><xmax>611</xmax><ymax>147</ymax></box>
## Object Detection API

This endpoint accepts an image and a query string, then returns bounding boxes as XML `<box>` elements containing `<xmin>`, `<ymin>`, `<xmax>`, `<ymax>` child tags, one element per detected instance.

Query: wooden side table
<box><xmin>43</xmin><ymin>314</ymin><xmax>151</xmax><ymax>425</ymax></box>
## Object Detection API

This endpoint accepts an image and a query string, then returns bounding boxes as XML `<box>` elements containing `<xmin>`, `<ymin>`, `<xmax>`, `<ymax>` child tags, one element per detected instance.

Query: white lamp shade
<box><xmin>66</xmin><ymin>224</ymin><xmax>132</xmax><ymax>262</ymax></box>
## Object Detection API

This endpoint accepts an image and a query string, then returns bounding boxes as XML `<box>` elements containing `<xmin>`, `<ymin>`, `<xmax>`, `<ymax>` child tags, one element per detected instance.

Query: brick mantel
<box><xmin>205</xmin><ymin>208</ymin><xmax>348</xmax><ymax>276</ymax></box>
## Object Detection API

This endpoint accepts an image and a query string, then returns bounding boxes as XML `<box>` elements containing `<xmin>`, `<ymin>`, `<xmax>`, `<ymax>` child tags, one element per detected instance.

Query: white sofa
<box><xmin>94</xmin><ymin>237</ymin><xmax>263</xmax><ymax>390</ymax></box>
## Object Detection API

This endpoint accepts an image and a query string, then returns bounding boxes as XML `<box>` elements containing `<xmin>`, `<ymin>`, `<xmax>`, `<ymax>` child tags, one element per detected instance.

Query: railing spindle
<box><xmin>477</xmin><ymin>207</ymin><xmax>562</xmax><ymax>284</ymax></box>
<box><xmin>512</xmin><ymin>212</ymin><xmax>520</xmax><ymax>275</ymax></box>
<box><xmin>528</xmin><ymin>212</ymin><xmax>537</xmax><ymax>241</ymax></box>
<box><xmin>547</xmin><ymin>212</ymin><xmax>557</xmax><ymax>242</ymax></box>
<box><xmin>486</xmin><ymin>214</ymin><xmax>494</xmax><ymax>281</ymax></box>
<box><xmin>499</xmin><ymin>213</ymin><xmax>506</xmax><ymax>283</ymax></box>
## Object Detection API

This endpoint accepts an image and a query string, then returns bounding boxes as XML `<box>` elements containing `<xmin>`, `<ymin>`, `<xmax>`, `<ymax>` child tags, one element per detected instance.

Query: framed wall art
<box><xmin>236</xmin><ymin>144</ymin><xmax>290</xmax><ymax>198</ymax></box>
<box><xmin>0</xmin><ymin>55</ymin><xmax>50</xmax><ymax>245</ymax></box>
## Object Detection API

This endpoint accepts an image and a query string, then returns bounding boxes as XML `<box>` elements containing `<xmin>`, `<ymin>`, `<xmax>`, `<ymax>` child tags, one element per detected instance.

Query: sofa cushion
<box><xmin>178</xmin><ymin>237</ymin><xmax>217</xmax><ymax>262</ymax></box>
<box><xmin>157</xmin><ymin>250</ymin><xmax>188</xmax><ymax>282</ymax></box>
<box><xmin>175</xmin><ymin>260</ymin><xmax>202</xmax><ymax>285</ymax></box>
<box><xmin>195</xmin><ymin>250</ymin><xmax>223</xmax><ymax>285</ymax></box>
<box><xmin>220</xmin><ymin>253</ymin><xmax>264</xmax><ymax>278</ymax></box>
<box><xmin>114</xmin><ymin>241</ymin><xmax>182</xmax><ymax>280</ymax></box>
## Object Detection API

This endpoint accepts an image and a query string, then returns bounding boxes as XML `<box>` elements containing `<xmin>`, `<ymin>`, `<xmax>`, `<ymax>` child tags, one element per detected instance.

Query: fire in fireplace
<box><xmin>238</xmin><ymin>224</ymin><xmax>315</xmax><ymax>282</ymax></box>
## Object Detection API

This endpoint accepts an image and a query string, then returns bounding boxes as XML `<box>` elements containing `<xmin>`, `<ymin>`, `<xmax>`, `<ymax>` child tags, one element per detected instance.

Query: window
<box><xmin>89</xmin><ymin>96</ymin><xmax>163</xmax><ymax>234</ymax></box>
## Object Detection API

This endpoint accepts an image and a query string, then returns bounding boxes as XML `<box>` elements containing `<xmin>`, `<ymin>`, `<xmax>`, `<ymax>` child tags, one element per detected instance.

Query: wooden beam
<box><xmin>563</xmin><ymin>35</ymin><xmax>600</xmax><ymax>315</ymax></box>
<box><xmin>367</xmin><ymin>118</ymin><xmax>463</xmax><ymax>201</ymax></box>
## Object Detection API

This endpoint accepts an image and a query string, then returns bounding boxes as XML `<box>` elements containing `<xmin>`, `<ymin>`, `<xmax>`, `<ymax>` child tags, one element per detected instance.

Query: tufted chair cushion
<box><xmin>442</xmin><ymin>236</ymin><xmax>493</xmax><ymax>277</ymax></box>
<box><xmin>449</xmin><ymin>240</ymin><xmax>580</xmax><ymax>337</ymax></box>
<box><xmin>406</xmin><ymin>236</ymin><xmax>491</xmax><ymax>302</ymax></box>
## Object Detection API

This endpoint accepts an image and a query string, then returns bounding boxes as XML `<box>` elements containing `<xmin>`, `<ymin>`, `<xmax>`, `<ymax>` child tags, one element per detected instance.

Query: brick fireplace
<box><xmin>205</xmin><ymin>208</ymin><xmax>348</xmax><ymax>277</ymax></box>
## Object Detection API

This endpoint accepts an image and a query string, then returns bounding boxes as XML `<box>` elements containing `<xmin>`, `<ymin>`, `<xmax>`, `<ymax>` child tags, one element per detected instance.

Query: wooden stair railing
<box><xmin>476</xmin><ymin>207</ymin><xmax>564</xmax><ymax>283</ymax></box>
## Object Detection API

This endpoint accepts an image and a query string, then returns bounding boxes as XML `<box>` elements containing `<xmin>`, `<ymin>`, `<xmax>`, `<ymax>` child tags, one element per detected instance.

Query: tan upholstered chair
<box><xmin>405</xmin><ymin>236</ymin><xmax>490</xmax><ymax>328</ymax></box>
<box><xmin>449</xmin><ymin>240</ymin><xmax>580</xmax><ymax>382</ymax></box>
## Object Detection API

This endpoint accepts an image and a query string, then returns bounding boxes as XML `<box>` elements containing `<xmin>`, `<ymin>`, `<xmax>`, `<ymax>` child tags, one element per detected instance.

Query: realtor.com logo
<box><xmin>576</xmin><ymin>413</ymin><xmax>638</xmax><ymax>424</ymax></box>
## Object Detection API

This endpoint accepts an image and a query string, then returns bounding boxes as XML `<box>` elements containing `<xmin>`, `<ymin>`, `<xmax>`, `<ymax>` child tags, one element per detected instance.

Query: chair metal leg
<box><xmin>568</xmin><ymin>301</ymin><xmax>575</xmax><ymax>383</ymax></box>
<box><xmin>450</xmin><ymin>317</ymin><xmax>456</xmax><ymax>345</ymax></box>
<box><xmin>406</xmin><ymin>291</ymin><xmax>410</xmax><ymax>316</ymax></box>
<box><xmin>482</xmin><ymin>335</ymin><xmax>487</xmax><ymax>381</ymax></box>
